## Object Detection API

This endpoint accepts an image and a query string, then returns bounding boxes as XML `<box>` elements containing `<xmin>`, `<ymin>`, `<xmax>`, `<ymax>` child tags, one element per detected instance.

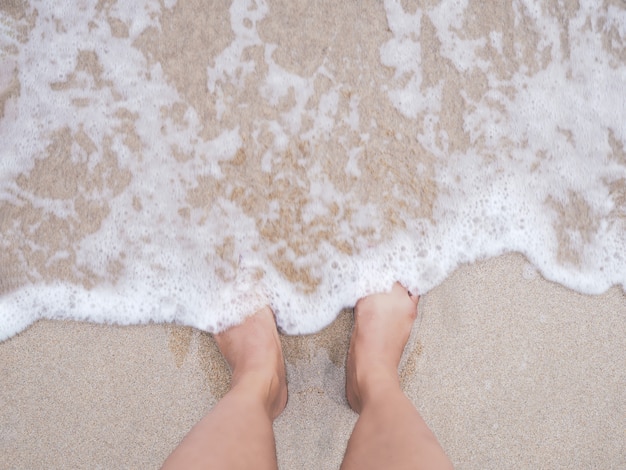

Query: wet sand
<box><xmin>2</xmin><ymin>253</ymin><xmax>625</xmax><ymax>469</ymax></box>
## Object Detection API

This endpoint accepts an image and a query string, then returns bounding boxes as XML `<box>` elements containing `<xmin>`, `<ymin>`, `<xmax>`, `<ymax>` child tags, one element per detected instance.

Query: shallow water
<box><xmin>1</xmin><ymin>0</ymin><xmax>625</xmax><ymax>339</ymax></box>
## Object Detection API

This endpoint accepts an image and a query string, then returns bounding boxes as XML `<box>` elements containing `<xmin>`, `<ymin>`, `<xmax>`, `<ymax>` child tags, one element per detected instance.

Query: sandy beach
<box><xmin>2</xmin><ymin>0</ymin><xmax>626</xmax><ymax>468</ymax></box>
<box><xmin>2</xmin><ymin>253</ymin><xmax>625</xmax><ymax>469</ymax></box>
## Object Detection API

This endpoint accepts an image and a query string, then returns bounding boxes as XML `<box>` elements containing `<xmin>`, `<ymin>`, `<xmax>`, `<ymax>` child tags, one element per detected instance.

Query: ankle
<box><xmin>359</xmin><ymin>364</ymin><xmax>400</xmax><ymax>392</ymax></box>
<box><xmin>231</xmin><ymin>370</ymin><xmax>284</xmax><ymax>418</ymax></box>
<box><xmin>349</xmin><ymin>365</ymin><xmax>403</xmax><ymax>411</ymax></box>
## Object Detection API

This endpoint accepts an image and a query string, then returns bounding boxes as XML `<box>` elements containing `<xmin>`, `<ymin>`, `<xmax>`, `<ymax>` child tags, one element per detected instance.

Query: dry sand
<box><xmin>1</xmin><ymin>253</ymin><xmax>625</xmax><ymax>469</ymax></box>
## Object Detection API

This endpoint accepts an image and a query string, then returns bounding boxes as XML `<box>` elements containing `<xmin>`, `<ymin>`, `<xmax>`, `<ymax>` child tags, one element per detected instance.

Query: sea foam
<box><xmin>0</xmin><ymin>0</ymin><xmax>624</xmax><ymax>340</ymax></box>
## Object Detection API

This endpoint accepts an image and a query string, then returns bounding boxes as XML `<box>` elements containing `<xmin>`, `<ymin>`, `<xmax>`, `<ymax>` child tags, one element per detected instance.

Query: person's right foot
<box><xmin>346</xmin><ymin>283</ymin><xmax>419</xmax><ymax>413</ymax></box>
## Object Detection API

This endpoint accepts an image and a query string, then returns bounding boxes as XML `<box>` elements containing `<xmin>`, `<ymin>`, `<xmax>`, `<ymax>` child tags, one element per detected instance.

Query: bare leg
<box><xmin>341</xmin><ymin>283</ymin><xmax>453</xmax><ymax>470</ymax></box>
<box><xmin>162</xmin><ymin>306</ymin><xmax>287</xmax><ymax>470</ymax></box>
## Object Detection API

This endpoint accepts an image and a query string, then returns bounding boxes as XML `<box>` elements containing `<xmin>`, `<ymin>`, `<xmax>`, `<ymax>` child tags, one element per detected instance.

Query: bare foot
<box><xmin>346</xmin><ymin>283</ymin><xmax>419</xmax><ymax>413</ymax></box>
<box><xmin>214</xmin><ymin>306</ymin><xmax>288</xmax><ymax>420</ymax></box>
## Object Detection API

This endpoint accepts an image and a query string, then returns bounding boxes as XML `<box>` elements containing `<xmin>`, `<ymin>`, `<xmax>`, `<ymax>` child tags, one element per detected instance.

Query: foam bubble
<box><xmin>0</xmin><ymin>0</ymin><xmax>625</xmax><ymax>341</ymax></box>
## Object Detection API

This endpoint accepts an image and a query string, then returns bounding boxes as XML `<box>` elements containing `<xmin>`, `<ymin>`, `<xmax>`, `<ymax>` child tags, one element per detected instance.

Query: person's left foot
<box><xmin>214</xmin><ymin>306</ymin><xmax>288</xmax><ymax>419</ymax></box>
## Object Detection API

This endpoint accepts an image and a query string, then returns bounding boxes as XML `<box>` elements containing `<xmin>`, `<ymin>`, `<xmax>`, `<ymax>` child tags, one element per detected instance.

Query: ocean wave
<box><xmin>1</xmin><ymin>0</ymin><xmax>624</xmax><ymax>340</ymax></box>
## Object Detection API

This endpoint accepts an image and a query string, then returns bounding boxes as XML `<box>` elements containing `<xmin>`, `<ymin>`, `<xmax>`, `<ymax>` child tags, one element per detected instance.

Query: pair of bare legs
<box><xmin>162</xmin><ymin>283</ymin><xmax>453</xmax><ymax>470</ymax></box>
